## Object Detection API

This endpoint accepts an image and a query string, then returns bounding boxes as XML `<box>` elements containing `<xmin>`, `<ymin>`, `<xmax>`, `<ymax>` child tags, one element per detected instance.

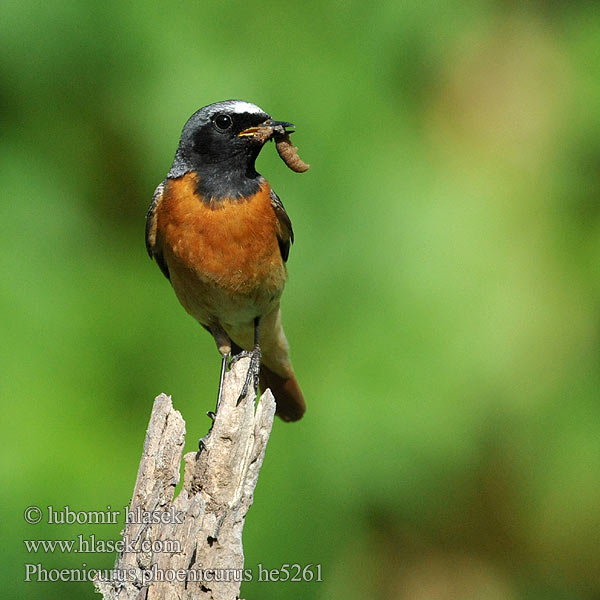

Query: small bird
<box><xmin>146</xmin><ymin>100</ymin><xmax>306</xmax><ymax>421</ymax></box>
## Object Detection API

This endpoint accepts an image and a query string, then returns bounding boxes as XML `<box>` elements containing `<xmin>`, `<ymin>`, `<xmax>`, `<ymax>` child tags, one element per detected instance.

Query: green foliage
<box><xmin>3</xmin><ymin>2</ymin><xmax>600</xmax><ymax>598</ymax></box>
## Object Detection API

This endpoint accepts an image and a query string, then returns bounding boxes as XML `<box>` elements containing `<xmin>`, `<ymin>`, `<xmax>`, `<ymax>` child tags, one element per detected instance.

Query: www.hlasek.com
<box><xmin>24</xmin><ymin>534</ymin><xmax>180</xmax><ymax>554</ymax></box>
<box><xmin>25</xmin><ymin>563</ymin><xmax>323</xmax><ymax>584</ymax></box>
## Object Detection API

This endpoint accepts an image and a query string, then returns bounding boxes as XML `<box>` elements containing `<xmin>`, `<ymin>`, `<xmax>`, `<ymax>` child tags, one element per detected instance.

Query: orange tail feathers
<box><xmin>259</xmin><ymin>364</ymin><xmax>306</xmax><ymax>422</ymax></box>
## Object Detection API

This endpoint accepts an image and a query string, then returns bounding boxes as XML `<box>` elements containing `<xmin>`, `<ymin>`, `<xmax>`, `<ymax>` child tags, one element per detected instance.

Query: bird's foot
<box><xmin>234</xmin><ymin>347</ymin><xmax>261</xmax><ymax>405</ymax></box>
<box><xmin>229</xmin><ymin>349</ymin><xmax>252</xmax><ymax>367</ymax></box>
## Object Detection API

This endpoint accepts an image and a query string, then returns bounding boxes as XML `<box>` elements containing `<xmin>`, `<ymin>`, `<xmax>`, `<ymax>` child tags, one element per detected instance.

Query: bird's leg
<box><xmin>206</xmin><ymin>323</ymin><xmax>232</xmax><ymax>421</ymax></box>
<box><xmin>205</xmin><ymin>352</ymin><xmax>229</xmax><ymax>430</ymax></box>
<box><xmin>235</xmin><ymin>317</ymin><xmax>261</xmax><ymax>405</ymax></box>
<box><xmin>216</xmin><ymin>351</ymin><xmax>231</xmax><ymax>412</ymax></box>
<box><xmin>201</xmin><ymin>350</ymin><xmax>229</xmax><ymax>450</ymax></box>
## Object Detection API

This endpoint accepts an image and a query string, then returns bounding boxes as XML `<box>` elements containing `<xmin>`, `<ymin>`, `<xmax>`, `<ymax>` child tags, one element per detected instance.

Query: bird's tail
<box><xmin>253</xmin><ymin>306</ymin><xmax>305</xmax><ymax>421</ymax></box>
<box><xmin>259</xmin><ymin>364</ymin><xmax>305</xmax><ymax>422</ymax></box>
<box><xmin>228</xmin><ymin>306</ymin><xmax>306</xmax><ymax>421</ymax></box>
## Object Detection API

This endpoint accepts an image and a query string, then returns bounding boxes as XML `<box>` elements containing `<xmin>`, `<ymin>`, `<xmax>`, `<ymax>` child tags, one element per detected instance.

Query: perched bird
<box><xmin>146</xmin><ymin>100</ymin><xmax>306</xmax><ymax>421</ymax></box>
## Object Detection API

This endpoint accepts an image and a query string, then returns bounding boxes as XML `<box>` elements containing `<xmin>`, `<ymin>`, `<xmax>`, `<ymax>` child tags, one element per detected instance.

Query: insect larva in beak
<box><xmin>275</xmin><ymin>133</ymin><xmax>310</xmax><ymax>173</ymax></box>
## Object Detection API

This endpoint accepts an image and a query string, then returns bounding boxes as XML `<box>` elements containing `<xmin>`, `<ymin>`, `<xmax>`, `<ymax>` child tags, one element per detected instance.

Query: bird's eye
<box><xmin>214</xmin><ymin>114</ymin><xmax>233</xmax><ymax>131</ymax></box>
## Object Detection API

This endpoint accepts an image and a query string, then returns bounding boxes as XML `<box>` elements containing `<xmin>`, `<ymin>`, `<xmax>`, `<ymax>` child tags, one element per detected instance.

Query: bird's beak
<box><xmin>238</xmin><ymin>119</ymin><xmax>295</xmax><ymax>141</ymax></box>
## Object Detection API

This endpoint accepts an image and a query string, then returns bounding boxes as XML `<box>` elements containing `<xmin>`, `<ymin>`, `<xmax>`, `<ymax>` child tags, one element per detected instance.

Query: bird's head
<box><xmin>169</xmin><ymin>100</ymin><xmax>294</xmax><ymax>177</ymax></box>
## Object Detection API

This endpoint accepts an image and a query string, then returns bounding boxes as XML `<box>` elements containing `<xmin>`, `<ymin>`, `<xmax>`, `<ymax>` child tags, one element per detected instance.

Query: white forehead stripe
<box><xmin>220</xmin><ymin>100</ymin><xmax>265</xmax><ymax>115</ymax></box>
<box><xmin>230</xmin><ymin>100</ymin><xmax>264</xmax><ymax>114</ymax></box>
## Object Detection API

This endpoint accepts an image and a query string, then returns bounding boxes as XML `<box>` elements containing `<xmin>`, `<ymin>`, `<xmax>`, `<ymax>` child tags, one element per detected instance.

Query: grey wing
<box><xmin>145</xmin><ymin>181</ymin><xmax>170</xmax><ymax>280</ymax></box>
<box><xmin>270</xmin><ymin>188</ymin><xmax>294</xmax><ymax>263</ymax></box>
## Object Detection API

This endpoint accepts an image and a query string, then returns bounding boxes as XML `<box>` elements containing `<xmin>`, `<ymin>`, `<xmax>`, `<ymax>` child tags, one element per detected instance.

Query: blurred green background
<box><xmin>3</xmin><ymin>1</ymin><xmax>600</xmax><ymax>598</ymax></box>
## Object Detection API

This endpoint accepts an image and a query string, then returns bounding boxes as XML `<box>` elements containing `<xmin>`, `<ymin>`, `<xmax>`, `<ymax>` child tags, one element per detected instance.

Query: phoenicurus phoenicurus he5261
<box><xmin>145</xmin><ymin>100</ymin><xmax>309</xmax><ymax>421</ymax></box>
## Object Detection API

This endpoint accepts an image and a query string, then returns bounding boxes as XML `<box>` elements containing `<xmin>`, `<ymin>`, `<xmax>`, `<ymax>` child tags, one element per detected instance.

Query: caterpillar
<box><xmin>274</xmin><ymin>133</ymin><xmax>310</xmax><ymax>173</ymax></box>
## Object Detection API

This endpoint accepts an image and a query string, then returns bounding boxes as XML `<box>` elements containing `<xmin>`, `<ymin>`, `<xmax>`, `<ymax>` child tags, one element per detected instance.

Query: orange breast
<box><xmin>155</xmin><ymin>173</ymin><xmax>286</xmax><ymax>326</ymax></box>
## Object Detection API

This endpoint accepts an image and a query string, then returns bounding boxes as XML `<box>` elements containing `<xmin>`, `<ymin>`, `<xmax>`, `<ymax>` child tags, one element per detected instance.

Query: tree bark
<box><xmin>95</xmin><ymin>357</ymin><xmax>276</xmax><ymax>600</ymax></box>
